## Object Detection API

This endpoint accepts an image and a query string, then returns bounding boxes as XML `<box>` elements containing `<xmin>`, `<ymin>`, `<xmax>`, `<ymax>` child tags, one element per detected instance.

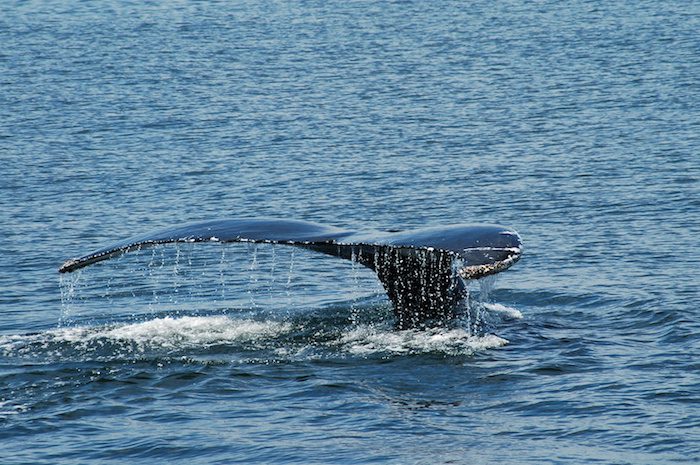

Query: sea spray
<box><xmin>285</xmin><ymin>249</ymin><xmax>295</xmax><ymax>312</ymax></box>
<box><xmin>53</xmin><ymin>242</ymin><xmax>520</xmax><ymax>358</ymax></box>
<box><xmin>219</xmin><ymin>243</ymin><xmax>226</xmax><ymax>301</ymax></box>
<box><xmin>58</xmin><ymin>270</ymin><xmax>81</xmax><ymax>327</ymax></box>
<box><xmin>247</xmin><ymin>242</ymin><xmax>259</xmax><ymax>309</ymax></box>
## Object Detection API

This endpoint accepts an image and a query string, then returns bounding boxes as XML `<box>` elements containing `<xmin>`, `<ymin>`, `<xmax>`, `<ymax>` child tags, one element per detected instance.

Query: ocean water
<box><xmin>1</xmin><ymin>1</ymin><xmax>699</xmax><ymax>463</ymax></box>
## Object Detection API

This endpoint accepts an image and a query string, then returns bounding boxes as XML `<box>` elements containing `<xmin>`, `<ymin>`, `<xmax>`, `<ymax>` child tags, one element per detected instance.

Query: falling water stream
<box><xmin>46</xmin><ymin>242</ymin><xmax>517</xmax><ymax>363</ymax></box>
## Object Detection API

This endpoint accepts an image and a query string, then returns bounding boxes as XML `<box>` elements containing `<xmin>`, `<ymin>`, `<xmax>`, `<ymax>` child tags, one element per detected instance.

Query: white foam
<box><xmin>103</xmin><ymin>316</ymin><xmax>291</xmax><ymax>349</ymax></box>
<box><xmin>339</xmin><ymin>325</ymin><xmax>508</xmax><ymax>356</ymax></box>
<box><xmin>483</xmin><ymin>302</ymin><xmax>523</xmax><ymax>319</ymax></box>
<box><xmin>0</xmin><ymin>312</ymin><xmax>514</xmax><ymax>360</ymax></box>
<box><xmin>0</xmin><ymin>316</ymin><xmax>292</xmax><ymax>353</ymax></box>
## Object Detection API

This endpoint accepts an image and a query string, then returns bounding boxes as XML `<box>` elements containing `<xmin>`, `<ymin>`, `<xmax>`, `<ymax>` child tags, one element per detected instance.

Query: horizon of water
<box><xmin>1</xmin><ymin>1</ymin><xmax>699</xmax><ymax>464</ymax></box>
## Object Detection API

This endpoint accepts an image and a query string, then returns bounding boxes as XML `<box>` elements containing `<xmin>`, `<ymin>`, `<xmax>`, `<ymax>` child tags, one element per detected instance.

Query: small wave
<box><xmin>338</xmin><ymin>325</ymin><xmax>508</xmax><ymax>356</ymax></box>
<box><xmin>483</xmin><ymin>302</ymin><xmax>523</xmax><ymax>319</ymax></box>
<box><xmin>0</xmin><ymin>316</ymin><xmax>293</xmax><ymax>356</ymax></box>
<box><xmin>92</xmin><ymin>316</ymin><xmax>291</xmax><ymax>349</ymax></box>
<box><xmin>0</xmin><ymin>400</ymin><xmax>29</xmax><ymax>417</ymax></box>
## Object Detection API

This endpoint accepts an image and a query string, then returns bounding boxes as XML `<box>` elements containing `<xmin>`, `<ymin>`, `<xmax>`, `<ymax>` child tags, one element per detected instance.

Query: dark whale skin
<box><xmin>60</xmin><ymin>218</ymin><xmax>522</xmax><ymax>329</ymax></box>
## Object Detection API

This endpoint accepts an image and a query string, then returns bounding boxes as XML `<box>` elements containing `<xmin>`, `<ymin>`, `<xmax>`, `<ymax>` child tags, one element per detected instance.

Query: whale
<box><xmin>59</xmin><ymin>218</ymin><xmax>522</xmax><ymax>329</ymax></box>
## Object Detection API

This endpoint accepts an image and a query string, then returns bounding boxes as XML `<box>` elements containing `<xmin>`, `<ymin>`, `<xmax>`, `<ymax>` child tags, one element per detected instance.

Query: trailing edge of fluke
<box><xmin>59</xmin><ymin>218</ymin><xmax>522</xmax><ymax>329</ymax></box>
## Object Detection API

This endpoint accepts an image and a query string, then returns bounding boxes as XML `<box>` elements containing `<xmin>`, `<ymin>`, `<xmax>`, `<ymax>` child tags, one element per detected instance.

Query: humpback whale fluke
<box><xmin>59</xmin><ymin>218</ymin><xmax>522</xmax><ymax>329</ymax></box>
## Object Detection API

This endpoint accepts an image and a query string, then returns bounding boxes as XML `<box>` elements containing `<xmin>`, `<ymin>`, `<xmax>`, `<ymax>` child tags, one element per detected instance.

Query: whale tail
<box><xmin>59</xmin><ymin>218</ymin><xmax>522</xmax><ymax>329</ymax></box>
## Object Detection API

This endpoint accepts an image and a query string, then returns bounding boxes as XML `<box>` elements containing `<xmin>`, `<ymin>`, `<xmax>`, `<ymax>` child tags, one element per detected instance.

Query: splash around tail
<box><xmin>59</xmin><ymin>218</ymin><xmax>522</xmax><ymax>329</ymax></box>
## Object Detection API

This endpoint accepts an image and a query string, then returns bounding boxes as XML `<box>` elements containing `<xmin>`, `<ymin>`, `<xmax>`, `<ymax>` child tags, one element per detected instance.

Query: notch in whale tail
<box><xmin>59</xmin><ymin>218</ymin><xmax>522</xmax><ymax>329</ymax></box>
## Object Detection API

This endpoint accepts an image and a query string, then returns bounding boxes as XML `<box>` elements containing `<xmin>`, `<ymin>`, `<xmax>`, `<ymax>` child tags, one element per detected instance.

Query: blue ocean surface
<box><xmin>1</xmin><ymin>1</ymin><xmax>699</xmax><ymax>463</ymax></box>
